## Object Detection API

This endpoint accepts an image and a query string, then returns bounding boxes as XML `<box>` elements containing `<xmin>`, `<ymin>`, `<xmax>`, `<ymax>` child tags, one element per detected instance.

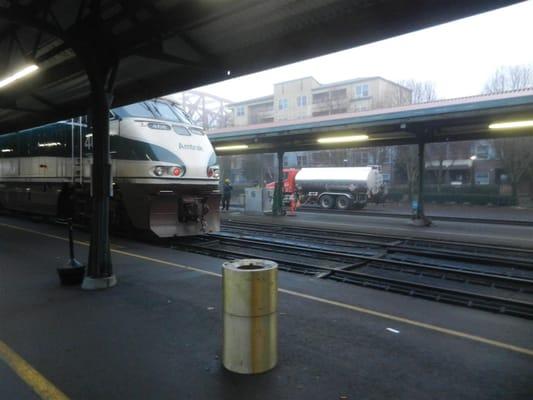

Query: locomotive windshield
<box><xmin>114</xmin><ymin>100</ymin><xmax>192</xmax><ymax>125</ymax></box>
<box><xmin>152</xmin><ymin>101</ymin><xmax>180</xmax><ymax>121</ymax></box>
<box><xmin>116</xmin><ymin>102</ymin><xmax>154</xmax><ymax>119</ymax></box>
<box><xmin>169</xmin><ymin>103</ymin><xmax>192</xmax><ymax>124</ymax></box>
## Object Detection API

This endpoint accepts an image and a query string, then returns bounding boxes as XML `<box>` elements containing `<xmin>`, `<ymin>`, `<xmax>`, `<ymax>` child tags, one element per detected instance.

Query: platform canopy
<box><xmin>208</xmin><ymin>89</ymin><xmax>533</xmax><ymax>154</ymax></box>
<box><xmin>0</xmin><ymin>0</ymin><xmax>520</xmax><ymax>135</ymax></box>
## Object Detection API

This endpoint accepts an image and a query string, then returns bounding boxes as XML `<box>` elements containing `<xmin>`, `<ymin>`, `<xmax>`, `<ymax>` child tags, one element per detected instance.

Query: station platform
<box><xmin>231</xmin><ymin>202</ymin><xmax>533</xmax><ymax>223</ymax></box>
<box><xmin>331</xmin><ymin>203</ymin><xmax>533</xmax><ymax>223</ymax></box>
<box><xmin>222</xmin><ymin>209</ymin><xmax>533</xmax><ymax>249</ymax></box>
<box><xmin>1</xmin><ymin>215</ymin><xmax>532</xmax><ymax>399</ymax></box>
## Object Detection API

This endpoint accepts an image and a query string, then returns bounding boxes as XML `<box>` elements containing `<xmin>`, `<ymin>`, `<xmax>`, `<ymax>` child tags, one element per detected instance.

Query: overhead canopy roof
<box><xmin>0</xmin><ymin>0</ymin><xmax>519</xmax><ymax>135</ymax></box>
<box><xmin>208</xmin><ymin>89</ymin><xmax>533</xmax><ymax>154</ymax></box>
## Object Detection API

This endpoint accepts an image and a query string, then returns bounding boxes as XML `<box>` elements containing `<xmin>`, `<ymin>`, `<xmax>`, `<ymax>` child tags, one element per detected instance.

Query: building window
<box><xmin>355</xmin><ymin>84</ymin><xmax>369</xmax><ymax>98</ymax></box>
<box><xmin>312</xmin><ymin>92</ymin><xmax>329</xmax><ymax>104</ymax></box>
<box><xmin>382</xmin><ymin>173</ymin><xmax>391</xmax><ymax>184</ymax></box>
<box><xmin>475</xmin><ymin>171</ymin><xmax>490</xmax><ymax>185</ymax></box>
<box><xmin>236</xmin><ymin>106</ymin><xmax>245</xmax><ymax>117</ymax></box>
<box><xmin>296</xmin><ymin>95</ymin><xmax>307</xmax><ymax>107</ymax></box>
<box><xmin>297</xmin><ymin>155</ymin><xmax>308</xmax><ymax>167</ymax></box>
<box><xmin>475</xmin><ymin>144</ymin><xmax>490</xmax><ymax>160</ymax></box>
<box><xmin>330</xmin><ymin>89</ymin><xmax>347</xmax><ymax>100</ymax></box>
<box><xmin>278</xmin><ymin>98</ymin><xmax>288</xmax><ymax>110</ymax></box>
<box><xmin>230</xmin><ymin>157</ymin><xmax>242</xmax><ymax>169</ymax></box>
<box><xmin>384</xmin><ymin>148</ymin><xmax>393</xmax><ymax>163</ymax></box>
<box><xmin>353</xmin><ymin>151</ymin><xmax>372</xmax><ymax>165</ymax></box>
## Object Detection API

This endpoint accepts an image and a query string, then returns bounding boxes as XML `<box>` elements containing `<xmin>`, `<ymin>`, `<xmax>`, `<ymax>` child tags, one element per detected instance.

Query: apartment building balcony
<box><xmin>249</xmin><ymin>109</ymin><xmax>274</xmax><ymax>124</ymax></box>
<box><xmin>312</xmin><ymin>99</ymin><xmax>349</xmax><ymax>113</ymax></box>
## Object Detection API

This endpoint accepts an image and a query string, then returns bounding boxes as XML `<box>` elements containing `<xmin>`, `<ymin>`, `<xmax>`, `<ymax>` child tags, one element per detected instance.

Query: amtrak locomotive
<box><xmin>0</xmin><ymin>98</ymin><xmax>221</xmax><ymax>237</ymax></box>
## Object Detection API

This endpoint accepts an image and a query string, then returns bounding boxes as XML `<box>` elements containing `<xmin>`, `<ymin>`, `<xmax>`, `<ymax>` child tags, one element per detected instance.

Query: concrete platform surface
<box><xmin>231</xmin><ymin>202</ymin><xmax>533</xmax><ymax>222</ymax></box>
<box><xmin>222</xmin><ymin>211</ymin><xmax>533</xmax><ymax>249</ymax></box>
<box><xmin>331</xmin><ymin>203</ymin><xmax>533</xmax><ymax>222</ymax></box>
<box><xmin>1</xmin><ymin>215</ymin><xmax>532</xmax><ymax>400</ymax></box>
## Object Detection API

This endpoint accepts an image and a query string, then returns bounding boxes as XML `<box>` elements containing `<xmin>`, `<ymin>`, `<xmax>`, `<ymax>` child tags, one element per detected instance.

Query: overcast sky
<box><xmin>179</xmin><ymin>1</ymin><xmax>533</xmax><ymax>103</ymax></box>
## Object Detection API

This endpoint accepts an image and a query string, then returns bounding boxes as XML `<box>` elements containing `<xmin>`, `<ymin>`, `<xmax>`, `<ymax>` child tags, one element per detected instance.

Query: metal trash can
<box><xmin>222</xmin><ymin>259</ymin><xmax>278</xmax><ymax>374</ymax></box>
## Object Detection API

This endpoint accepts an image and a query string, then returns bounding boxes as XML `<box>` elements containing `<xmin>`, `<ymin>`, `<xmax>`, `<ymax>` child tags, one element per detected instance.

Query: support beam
<box><xmin>272</xmin><ymin>151</ymin><xmax>284</xmax><ymax>216</ymax></box>
<box><xmin>81</xmin><ymin>61</ymin><xmax>116</xmax><ymax>290</ymax></box>
<box><xmin>412</xmin><ymin>141</ymin><xmax>431</xmax><ymax>226</ymax></box>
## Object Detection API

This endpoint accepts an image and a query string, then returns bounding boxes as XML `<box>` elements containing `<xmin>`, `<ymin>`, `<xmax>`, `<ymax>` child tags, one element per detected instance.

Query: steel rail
<box><xmin>221</xmin><ymin>222</ymin><xmax>533</xmax><ymax>270</ymax></box>
<box><xmin>175</xmin><ymin>236</ymin><xmax>533</xmax><ymax>319</ymax></box>
<box><xmin>221</xmin><ymin>220</ymin><xmax>533</xmax><ymax>257</ymax></box>
<box><xmin>210</xmin><ymin>233</ymin><xmax>533</xmax><ymax>288</ymax></box>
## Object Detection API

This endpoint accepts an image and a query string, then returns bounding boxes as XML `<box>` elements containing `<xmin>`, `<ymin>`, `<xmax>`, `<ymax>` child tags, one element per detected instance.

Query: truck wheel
<box><xmin>319</xmin><ymin>195</ymin><xmax>335</xmax><ymax>209</ymax></box>
<box><xmin>335</xmin><ymin>196</ymin><xmax>352</xmax><ymax>210</ymax></box>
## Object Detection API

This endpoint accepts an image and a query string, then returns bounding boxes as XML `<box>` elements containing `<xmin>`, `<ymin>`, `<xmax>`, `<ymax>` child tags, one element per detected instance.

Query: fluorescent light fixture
<box><xmin>469</xmin><ymin>155</ymin><xmax>477</xmax><ymax>160</ymax></box>
<box><xmin>1</xmin><ymin>148</ymin><xmax>13</xmax><ymax>153</ymax></box>
<box><xmin>489</xmin><ymin>120</ymin><xmax>533</xmax><ymax>130</ymax></box>
<box><xmin>317</xmin><ymin>134</ymin><xmax>369</xmax><ymax>144</ymax></box>
<box><xmin>215</xmin><ymin>144</ymin><xmax>249</xmax><ymax>151</ymax></box>
<box><xmin>0</xmin><ymin>64</ymin><xmax>39</xmax><ymax>89</ymax></box>
<box><xmin>38</xmin><ymin>142</ymin><xmax>62</xmax><ymax>147</ymax></box>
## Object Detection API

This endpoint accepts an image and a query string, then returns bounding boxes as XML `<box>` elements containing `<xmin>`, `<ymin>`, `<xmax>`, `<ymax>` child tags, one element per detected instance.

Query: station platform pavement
<box><xmin>337</xmin><ymin>203</ymin><xmax>533</xmax><ymax>223</ymax></box>
<box><xmin>1</xmin><ymin>215</ymin><xmax>532</xmax><ymax>400</ymax></box>
<box><xmin>230</xmin><ymin>202</ymin><xmax>533</xmax><ymax>223</ymax></box>
<box><xmin>222</xmin><ymin>209</ymin><xmax>533</xmax><ymax>249</ymax></box>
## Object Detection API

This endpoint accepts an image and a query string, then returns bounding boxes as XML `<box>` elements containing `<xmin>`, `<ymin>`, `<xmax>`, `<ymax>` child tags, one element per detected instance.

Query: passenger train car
<box><xmin>0</xmin><ymin>98</ymin><xmax>220</xmax><ymax>237</ymax></box>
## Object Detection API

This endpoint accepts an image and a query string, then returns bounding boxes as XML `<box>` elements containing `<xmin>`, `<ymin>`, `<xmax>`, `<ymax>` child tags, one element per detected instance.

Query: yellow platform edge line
<box><xmin>278</xmin><ymin>288</ymin><xmax>533</xmax><ymax>357</ymax></box>
<box><xmin>0</xmin><ymin>340</ymin><xmax>70</xmax><ymax>400</ymax></box>
<box><xmin>2</xmin><ymin>221</ymin><xmax>533</xmax><ymax>358</ymax></box>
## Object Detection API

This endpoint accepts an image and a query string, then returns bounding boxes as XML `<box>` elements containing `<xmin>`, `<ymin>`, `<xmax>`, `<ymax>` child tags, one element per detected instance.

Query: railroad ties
<box><xmin>174</xmin><ymin>220</ymin><xmax>533</xmax><ymax>319</ymax></box>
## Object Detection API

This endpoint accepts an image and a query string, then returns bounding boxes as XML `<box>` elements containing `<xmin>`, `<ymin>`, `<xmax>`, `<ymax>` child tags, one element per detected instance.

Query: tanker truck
<box><xmin>267</xmin><ymin>166</ymin><xmax>384</xmax><ymax>210</ymax></box>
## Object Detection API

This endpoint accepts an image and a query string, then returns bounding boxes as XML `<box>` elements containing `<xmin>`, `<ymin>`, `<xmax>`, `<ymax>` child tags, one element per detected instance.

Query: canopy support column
<box><xmin>412</xmin><ymin>141</ymin><xmax>431</xmax><ymax>226</ymax></box>
<box><xmin>272</xmin><ymin>151</ymin><xmax>285</xmax><ymax>216</ymax></box>
<box><xmin>81</xmin><ymin>61</ymin><xmax>116</xmax><ymax>290</ymax></box>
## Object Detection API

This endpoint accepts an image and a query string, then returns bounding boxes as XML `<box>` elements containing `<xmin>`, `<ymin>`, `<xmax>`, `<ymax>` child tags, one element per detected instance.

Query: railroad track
<box><xmin>297</xmin><ymin>206</ymin><xmax>533</xmax><ymax>227</ymax></box>
<box><xmin>173</xmin><ymin>221</ymin><xmax>533</xmax><ymax>319</ymax></box>
<box><xmin>221</xmin><ymin>220</ymin><xmax>533</xmax><ymax>264</ymax></box>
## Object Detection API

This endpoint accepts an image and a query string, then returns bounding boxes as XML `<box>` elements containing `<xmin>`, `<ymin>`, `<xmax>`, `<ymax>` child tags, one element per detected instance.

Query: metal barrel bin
<box><xmin>222</xmin><ymin>259</ymin><xmax>278</xmax><ymax>374</ymax></box>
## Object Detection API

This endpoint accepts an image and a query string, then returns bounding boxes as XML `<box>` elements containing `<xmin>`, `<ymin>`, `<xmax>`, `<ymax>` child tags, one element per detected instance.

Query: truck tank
<box><xmin>295</xmin><ymin>167</ymin><xmax>383</xmax><ymax>209</ymax></box>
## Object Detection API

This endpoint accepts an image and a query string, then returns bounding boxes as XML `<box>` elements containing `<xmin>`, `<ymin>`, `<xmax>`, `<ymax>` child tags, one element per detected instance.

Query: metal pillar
<box><xmin>81</xmin><ymin>63</ymin><xmax>116</xmax><ymax>290</ymax></box>
<box><xmin>413</xmin><ymin>141</ymin><xmax>431</xmax><ymax>226</ymax></box>
<box><xmin>272</xmin><ymin>151</ymin><xmax>284</xmax><ymax>216</ymax></box>
<box><xmin>470</xmin><ymin>158</ymin><xmax>476</xmax><ymax>187</ymax></box>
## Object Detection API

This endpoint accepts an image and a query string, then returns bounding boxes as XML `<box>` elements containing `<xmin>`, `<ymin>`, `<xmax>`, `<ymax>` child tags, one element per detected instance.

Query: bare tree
<box><xmin>483</xmin><ymin>65</ymin><xmax>533</xmax><ymax>94</ymax></box>
<box><xmin>374</xmin><ymin>146</ymin><xmax>391</xmax><ymax>166</ymax></box>
<box><xmin>483</xmin><ymin>65</ymin><xmax>533</xmax><ymax>201</ymax></box>
<box><xmin>425</xmin><ymin>142</ymin><xmax>453</xmax><ymax>192</ymax></box>
<box><xmin>399</xmin><ymin>79</ymin><xmax>438</xmax><ymax>104</ymax></box>
<box><xmin>494</xmin><ymin>137</ymin><xmax>533</xmax><ymax>199</ymax></box>
<box><xmin>394</xmin><ymin>145</ymin><xmax>419</xmax><ymax>201</ymax></box>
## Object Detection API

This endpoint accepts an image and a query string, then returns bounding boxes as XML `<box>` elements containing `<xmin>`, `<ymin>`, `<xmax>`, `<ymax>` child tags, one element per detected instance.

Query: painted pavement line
<box><xmin>2</xmin><ymin>221</ymin><xmax>533</xmax><ymax>358</ymax></box>
<box><xmin>0</xmin><ymin>340</ymin><xmax>69</xmax><ymax>400</ymax></box>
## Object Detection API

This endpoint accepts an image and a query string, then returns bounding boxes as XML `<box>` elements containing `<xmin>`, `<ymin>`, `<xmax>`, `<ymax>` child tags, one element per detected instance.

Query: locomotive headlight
<box><xmin>153</xmin><ymin>165</ymin><xmax>185</xmax><ymax>177</ymax></box>
<box><xmin>207</xmin><ymin>165</ymin><xmax>220</xmax><ymax>179</ymax></box>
